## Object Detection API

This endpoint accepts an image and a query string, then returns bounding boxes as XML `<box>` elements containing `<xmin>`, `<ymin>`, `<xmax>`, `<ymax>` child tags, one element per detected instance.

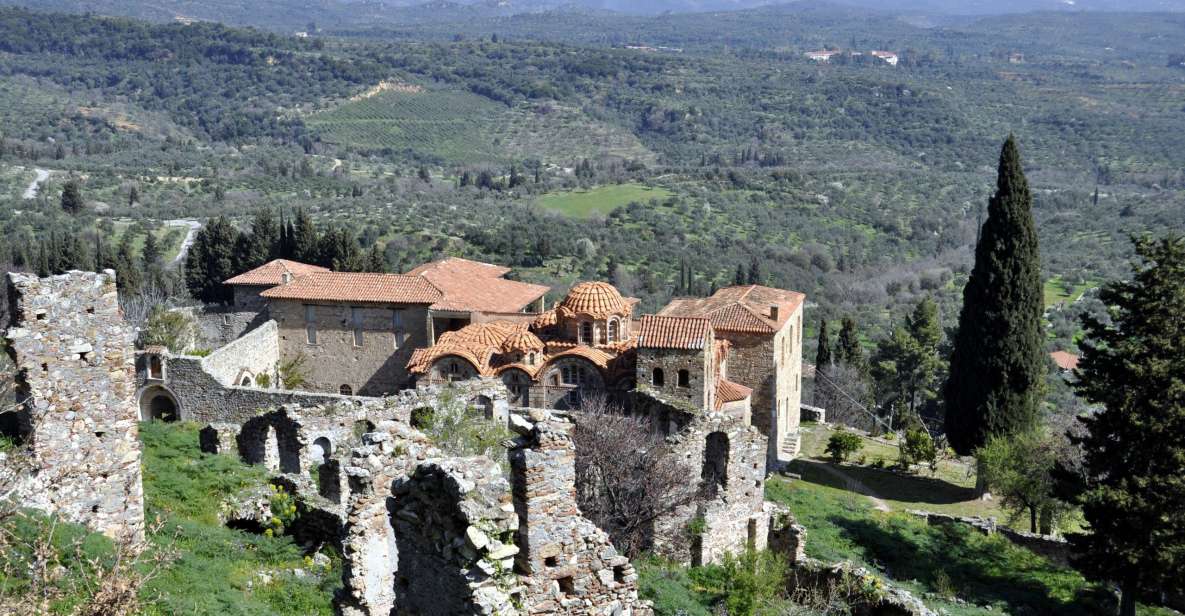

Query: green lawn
<box><xmin>765</xmin><ymin>477</ymin><xmax>1173</xmax><ymax>616</ymax></box>
<box><xmin>1044</xmin><ymin>275</ymin><xmax>1093</xmax><ymax>308</ymax></box>
<box><xmin>536</xmin><ymin>183</ymin><xmax>672</xmax><ymax>218</ymax></box>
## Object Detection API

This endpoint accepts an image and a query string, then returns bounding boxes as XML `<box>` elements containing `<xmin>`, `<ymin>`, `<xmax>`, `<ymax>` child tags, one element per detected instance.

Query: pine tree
<box><xmin>184</xmin><ymin>216</ymin><xmax>239</xmax><ymax>304</ymax></box>
<box><xmin>815</xmin><ymin>319</ymin><xmax>833</xmax><ymax>375</ymax></box>
<box><xmin>836</xmin><ymin>316</ymin><xmax>864</xmax><ymax>370</ymax></box>
<box><xmin>142</xmin><ymin>232</ymin><xmax>162</xmax><ymax>268</ymax></box>
<box><xmin>115</xmin><ymin>233</ymin><xmax>142</xmax><ymax>296</ymax></box>
<box><xmin>734</xmin><ymin>263</ymin><xmax>746</xmax><ymax>286</ymax></box>
<box><xmin>944</xmin><ymin>136</ymin><xmax>1045</xmax><ymax>455</ymax></box>
<box><xmin>291</xmin><ymin>209</ymin><xmax>319</xmax><ymax>264</ymax></box>
<box><xmin>60</xmin><ymin>180</ymin><xmax>84</xmax><ymax>215</ymax></box>
<box><xmin>1060</xmin><ymin>236</ymin><xmax>1185</xmax><ymax>616</ymax></box>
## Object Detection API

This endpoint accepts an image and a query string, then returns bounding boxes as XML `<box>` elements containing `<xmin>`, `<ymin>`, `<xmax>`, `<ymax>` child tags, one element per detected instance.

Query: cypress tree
<box><xmin>734</xmin><ymin>263</ymin><xmax>746</xmax><ymax>286</ymax></box>
<box><xmin>1061</xmin><ymin>236</ymin><xmax>1185</xmax><ymax>616</ymax></box>
<box><xmin>815</xmin><ymin>319</ymin><xmax>832</xmax><ymax>375</ymax></box>
<box><xmin>115</xmin><ymin>233</ymin><xmax>142</xmax><ymax>296</ymax></box>
<box><xmin>60</xmin><ymin>180</ymin><xmax>84</xmax><ymax>215</ymax></box>
<box><xmin>291</xmin><ymin>209</ymin><xmax>319</xmax><ymax>264</ymax></box>
<box><xmin>142</xmin><ymin>232</ymin><xmax>162</xmax><ymax>269</ymax></box>
<box><xmin>747</xmin><ymin>255</ymin><xmax>762</xmax><ymax>285</ymax></box>
<box><xmin>184</xmin><ymin>217</ymin><xmax>238</xmax><ymax>304</ymax></box>
<box><xmin>944</xmin><ymin>136</ymin><xmax>1044</xmax><ymax>455</ymax></box>
<box><xmin>836</xmin><ymin>316</ymin><xmax>864</xmax><ymax>369</ymax></box>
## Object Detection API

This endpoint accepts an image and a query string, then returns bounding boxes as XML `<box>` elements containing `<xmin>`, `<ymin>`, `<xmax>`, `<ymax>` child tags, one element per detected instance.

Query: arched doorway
<box><xmin>139</xmin><ymin>386</ymin><xmax>180</xmax><ymax>422</ymax></box>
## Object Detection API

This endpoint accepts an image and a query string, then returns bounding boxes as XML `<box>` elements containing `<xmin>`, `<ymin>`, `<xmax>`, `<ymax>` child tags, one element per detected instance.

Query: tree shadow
<box><xmin>789</xmin><ymin>459</ymin><xmax>974</xmax><ymax>506</ymax></box>
<box><xmin>828</xmin><ymin>515</ymin><xmax>1116</xmax><ymax>616</ymax></box>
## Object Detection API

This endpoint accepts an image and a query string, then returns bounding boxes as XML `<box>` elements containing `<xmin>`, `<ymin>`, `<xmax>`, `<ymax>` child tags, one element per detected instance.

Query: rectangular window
<box><xmin>393</xmin><ymin>309</ymin><xmax>404</xmax><ymax>328</ymax></box>
<box><xmin>351</xmin><ymin>307</ymin><xmax>364</xmax><ymax>347</ymax></box>
<box><xmin>393</xmin><ymin>330</ymin><xmax>407</xmax><ymax>350</ymax></box>
<box><xmin>304</xmin><ymin>305</ymin><xmax>317</xmax><ymax>345</ymax></box>
<box><xmin>392</xmin><ymin>310</ymin><xmax>406</xmax><ymax>349</ymax></box>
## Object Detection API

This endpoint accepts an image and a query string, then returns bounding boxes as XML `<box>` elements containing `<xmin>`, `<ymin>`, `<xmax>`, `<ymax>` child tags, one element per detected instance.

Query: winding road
<box><xmin>22</xmin><ymin>168</ymin><xmax>49</xmax><ymax>199</ymax></box>
<box><xmin>165</xmin><ymin>219</ymin><xmax>202</xmax><ymax>268</ymax></box>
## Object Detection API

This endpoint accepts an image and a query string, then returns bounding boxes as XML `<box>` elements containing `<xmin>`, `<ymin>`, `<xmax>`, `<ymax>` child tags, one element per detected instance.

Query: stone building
<box><xmin>2</xmin><ymin>271</ymin><xmax>144</xmax><ymax>541</ymax></box>
<box><xmin>634</xmin><ymin>314</ymin><xmax>752</xmax><ymax>419</ymax></box>
<box><xmin>660</xmin><ymin>285</ymin><xmax>806</xmax><ymax>464</ymax></box>
<box><xmin>407</xmin><ymin>282</ymin><xmax>640</xmax><ymax>409</ymax></box>
<box><xmin>225</xmin><ymin>258</ymin><xmax>330</xmax><ymax>312</ymax></box>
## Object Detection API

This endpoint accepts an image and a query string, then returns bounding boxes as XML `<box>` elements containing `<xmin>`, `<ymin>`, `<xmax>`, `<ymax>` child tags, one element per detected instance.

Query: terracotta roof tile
<box><xmin>717</xmin><ymin>379</ymin><xmax>753</xmax><ymax>405</ymax></box>
<box><xmin>1050</xmin><ymin>351</ymin><xmax>1080</xmax><ymax>371</ymax></box>
<box><xmin>406</xmin><ymin>257</ymin><xmax>549</xmax><ymax>313</ymax></box>
<box><xmin>637</xmin><ymin>315</ymin><xmax>713</xmax><ymax>350</ymax></box>
<box><xmin>557</xmin><ymin>282</ymin><xmax>632</xmax><ymax>319</ymax></box>
<box><xmin>224</xmin><ymin>259</ymin><xmax>329</xmax><ymax>286</ymax></box>
<box><xmin>659</xmin><ymin>285</ymin><xmax>805</xmax><ymax>334</ymax></box>
<box><xmin>260</xmin><ymin>272</ymin><xmax>442</xmax><ymax>304</ymax></box>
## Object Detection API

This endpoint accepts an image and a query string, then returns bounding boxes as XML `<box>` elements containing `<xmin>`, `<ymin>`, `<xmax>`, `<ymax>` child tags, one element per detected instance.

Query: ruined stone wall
<box><xmin>3</xmin><ymin>271</ymin><xmax>144</xmax><ymax>541</ymax></box>
<box><xmin>511</xmin><ymin>414</ymin><xmax>650</xmax><ymax>615</ymax></box>
<box><xmin>185</xmin><ymin>304</ymin><xmax>268</xmax><ymax>350</ymax></box>
<box><xmin>718</xmin><ymin>332</ymin><xmax>775</xmax><ymax>438</ymax></box>
<box><xmin>271</xmin><ymin>300</ymin><xmax>432</xmax><ymax>396</ymax></box>
<box><xmin>199</xmin><ymin>319</ymin><xmax>280</xmax><ymax>387</ymax></box>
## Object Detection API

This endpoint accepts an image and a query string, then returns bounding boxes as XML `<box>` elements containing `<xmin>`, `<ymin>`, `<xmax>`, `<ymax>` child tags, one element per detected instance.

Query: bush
<box><xmin>825</xmin><ymin>430</ymin><xmax>863</xmax><ymax>463</ymax></box>
<box><xmin>142</xmin><ymin>306</ymin><xmax>195</xmax><ymax>352</ymax></box>
<box><xmin>414</xmin><ymin>387</ymin><xmax>510</xmax><ymax>463</ymax></box>
<box><xmin>900</xmin><ymin>428</ymin><xmax>938</xmax><ymax>472</ymax></box>
<box><xmin>691</xmin><ymin>549</ymin><xmax>788</xmax><ymax>616</ymax></box>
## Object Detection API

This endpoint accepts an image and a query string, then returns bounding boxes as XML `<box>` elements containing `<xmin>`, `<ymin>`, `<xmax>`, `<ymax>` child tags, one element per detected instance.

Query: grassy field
<box><xmin>1044</xmin><ymin>275</ymin><xmax>1094</xmax><ymax>308</ymax></box>
<box><xmin>764</xmin><ymin>476</ymin><xmax>1174</xmax><ymax>616</ymax></box>
<box><xmin>536</xmin><ymin>183</ymin><xmax>673</xmax><ymax>218</ymax></box>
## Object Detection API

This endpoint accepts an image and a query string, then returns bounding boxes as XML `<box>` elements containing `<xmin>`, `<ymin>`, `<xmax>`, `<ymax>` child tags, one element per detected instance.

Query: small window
<box><xmin>393</xmin><ymin>330</ymin><xmax>406</xmax><ymax>350</ymax></box>
<box><xmin>392</xmin><ymin>309</ymin><xmax>404</xmax><ymax>328</ymax></box>
<box><xmin>306</xmin><ymin>324</ymin><xmax>318</xmax><ymax>345</ymax></box>
<box><xmin>339</xmin><ymin>384</ymin><xmax>353</xmax><ymax>395</ymax></box>
<box><xmin>607</xmin><ymin>319</ymin><xmax>619</xmax><ymax>343</ymax></box>
<box><xmin>352</xmin><ymin>308</ymin><xmax>364</xmax><ymax>347</ymax></box>
<box><xmin>304</xmin><ymin>305</ymin><xmax>318</xmax><ymax>345</ymax></box>
<box><xmin>241</xmin><ymin>376</ymin><xmax>252</xmax><ymax>386</ymax></box>
<box><xmin>528</xmin><ymin>352</ymin><xmax>536</xmax><ymax>365</ymax></box>
<box><xmin>580</xmin><ymin>322</ymin><xmax>593</xmax><ymax>345</ymax></box>
<box><xmin>678</xmin><ymin>369</ymin><xmax>690</xmax><ymax>388</ymax></box>
<box><xmin>561</xmin><ymin>365</ymin><xmax>584</xmax><ymax>386</ymax></box>
<box><xmin>557</xmin><ymin>576</ymin><xmax>575</xmax><ymax>596</ymax></box>
<box><xmin>652</xmin><ymin>367</ymin><xmax>665</xmax><ymax>387</ymax></box>
<box><xmin>148</xmin><ymin>356</ymin><xmax>163</xmax><ymax>380</ymax></box>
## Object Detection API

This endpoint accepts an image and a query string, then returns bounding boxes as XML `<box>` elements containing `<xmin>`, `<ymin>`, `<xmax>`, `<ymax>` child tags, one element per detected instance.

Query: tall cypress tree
<box><xmin>291</xmin><ymin>209</ymin><xmax>319</xmax><ymax>264</ymax></box>
<box><xmin>1061</xmin><ymin>236</ymin><xmax>1185</xmax><ymax>616</ymax></box>
<box><xmin>815</xmin><ymin>319</ymin><xmax>833</xmax><ymax>375</ymax></box>
<box><xmin>944</xmin><ymin>136</ymin><xmax>1044</xmax><ymax>455</ymax></box>
<box><xmin>836</xmin><ymin>316</ymin><xmax>864</xmax><ymax>370</ymax></box>
<box><xmin>184</xmin><ymin>217</ymin><xmax>239</xmax><ymax>304</ymax></box>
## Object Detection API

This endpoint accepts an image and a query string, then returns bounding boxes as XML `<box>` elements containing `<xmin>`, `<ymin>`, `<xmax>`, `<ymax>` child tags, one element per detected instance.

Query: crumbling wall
<box><xmin>511</xmin><ymin>413</ymin><xmax>651</xmax><ymax>615</ymax></box>
<box><xmin>199</xmin><ymin>320</ymin><xmax>280</xmax><ymax>387</ymax></box>
<box><xmin>3</xmin><ymin>271</ymin><xmax>144</xmax><ymax>541</ymax></box>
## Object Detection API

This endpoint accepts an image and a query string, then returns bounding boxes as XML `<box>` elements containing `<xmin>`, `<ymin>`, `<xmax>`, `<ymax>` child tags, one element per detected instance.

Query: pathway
<box><xmin>22</xmin><ymin>168</ymin><xmax>49</xmax><ymax>199</ymax></box>
<box><xmin>165</xmin><ymin>219</ymin><xmax>202</xmax><ymax>267</ymax></box>
<box><xmin>805</xmin><ymin>460</ymin><xmax>892</xmax><ymax>512</ymax></box>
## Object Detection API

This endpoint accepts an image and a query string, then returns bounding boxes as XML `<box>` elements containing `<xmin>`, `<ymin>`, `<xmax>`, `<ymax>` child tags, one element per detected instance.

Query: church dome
<box><xmin>501</xmin><ymin>330</ymin><xmax>545</xmax><ymax>353</ymax></box>
<box><xmin>557</xmin><ymin>282</ymin><xmax>630</xmax><ymax>319</ymax></box>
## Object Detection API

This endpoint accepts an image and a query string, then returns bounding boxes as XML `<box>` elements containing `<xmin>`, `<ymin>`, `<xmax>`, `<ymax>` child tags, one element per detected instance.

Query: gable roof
<box><xmin>659</xmin><ymin>285</ymin><xmax>805</xmax><ymax>335</ymax></box>
<box><xmin>1050</xmin><ymin>351</ymin><xmax>1080</xmax><ymax>372</ymax></box>
<box><xmin>224</xmin><ymin>259</ymin><xmax>329</xmax><ymax>286</ymax></box>
<box><xmin>260</xmin><ymin>272</ymin><xmax>443</xmax><ymax>305</ymax></box>
<box><xmin>637</xmin><ymin>315</ymin><xmax>714</xmax><ymax>350</ymax></box>
<box><xmin>405</xmin><ymin>257</ymin><xmax>549</xmax><ymax>313</ymax></box>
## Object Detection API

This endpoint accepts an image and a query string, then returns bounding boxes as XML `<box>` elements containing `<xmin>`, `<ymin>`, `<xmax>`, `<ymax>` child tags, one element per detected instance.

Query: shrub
<box><xmin>278</xmin><ymin>353</ymin><xmax>309</xmax><ymax>389</ymax></box>
<box><xmin>414</xmin><ymin>387</ymin><xmax>510</xmax><ymax>464</ymax></box>
<box><xmin>691</xmin><ymin>549</ymin><xmax>788</xmax><ymax>616</ymax></box>
<box><xmin>900</xmin><ymin>428</ymin><xmax>938</xmax><ymax>472</ymax></box>
<box><xmin>255</xmin><ymin>372</ymin><xmax>272</xmax><ymax>388</ymax></box>
<box><xmin>142</xmin><ymin>306</ymin><xmax>195</xmax><ymax>352</ymax></box>
<box><xmin>825</xmin><ymin>430</ymin><xmax>863</xmax><ymax>463</ymax></box>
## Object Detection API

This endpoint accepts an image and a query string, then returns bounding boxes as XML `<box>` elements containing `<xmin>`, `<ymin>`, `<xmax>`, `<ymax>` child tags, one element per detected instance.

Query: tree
<box><xmin>60</xmin><ymin>180</ymin><xmax>83</xmax><ymax>215</ymax></box>
<box><xmin>128</xmin><ymin>185</ymin><xmax>139</xmax><ymax>206</ymax></box>
<box><xmin>141</xmin><ymin>232</ymin><xmax>162</xmax><ymax>269</ymax></box>
<box><xmin>237</xmin><ymin>209</ymin><xmax>279</xmax><ymax>269</ymax></box>
<box><xmin>836</xmin><ymin>316</ymin><xmax>864</xmax><ymax>370</ymax></box>
<box><xmin>115</xmin><ymin>233</ymin><xmax>142</xmax><ymax>296</ymax></box>
<box><xmin>184</xmin><ymin>216</ymin><xmax>238</xmax><ymax>304</ymax></box>
<box><xmin>825</xmin><ymin>430</ymin><xmax>863</xmax><ymax>463</ymax></box>
<box><xmin>1061</xmin><ymin>236</ymin><xmax>1185</xmax><ymax>616</ymax></box>
<box><xmin>815</xmin><ymin>319</ymin><xmax>832</xmax><ymax>375</ymax></box>
<box><xmin>746</xmin><ymin>254</ymin><xmax>762</xmax><ymax>285</ymax></box>
<box><xmin>290</xmin><ymin>209</ymin><xmax>319</xmax><ymax>264</ymax></box>
<box><xmin>733</xmin><ymin>263</ymin><xmax>746</xmax><ymax>286</ymax></box>
<box><xmin>872</xmin><ymin>297</ymin><xmax>945</xmax><ymax>427</ymax></box>
<box><xmin>900</xmin><ymin>427</ymin><xmax>938</xmax><ymax>473</ymax></box>
<box><xmin>944</xmin><ymin>136</ymin><xmax>1044</xmax><ymax>455</ymax></box>
<box><xmin>417</xmin><ymin>166</ymin><xmax>431</xmax><ymax>184</ymax></box>
<box><xmin>572</xmin><ymin>397</ymin><xmax>697</xmax><ymax>558</ymax></box>
<box><xmin>979</xmin><ymin>428</ymin><xmax>1067</xmax><ymax>534</ymax></box>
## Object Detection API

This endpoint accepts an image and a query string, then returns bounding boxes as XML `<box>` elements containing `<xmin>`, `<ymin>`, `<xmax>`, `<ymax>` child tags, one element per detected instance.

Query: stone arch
<box><xmin>311</xmin><ymin>436</ymin><xmax>333</xmax><ymax>462</ymax></box>
<box><xmin>429</xmin><ymin>355</ymin><xmax>480</xmax><ymax>382</ymax></box>
<box><xmin>138</xmin><ymin>385</ymin><xmax>180</xmax><ymax>422</ymax></box>
<box><xmin>543</xmin><ymin>357</ymin><xmax>604</xmax><ymax>410</ymax></box>
<box><xmin>701</xmin><ymin>431</ymin><xmax>730</xmax><ymax>499</ymax></box>
<box><xmin>469</xmin><ymin>395</ymin><xmax>494</xmax><ymax>419</ymax></box>
<box><xmin>234</xmin><ymin>368</ymin><xmax>255</xmax><ymax>387</ymax></box>
<box><xmin>499</xmin><ymin>368</ymin><xmax>531</xmax><ymax>406</ymax></box>
<box><xmin>339</xmin><ymin>384</ymin><xmax>354</xmax><ymax>396</ymax></box>
<box><xmin>238</xmin><ymin>414</ymin><xmax>302</xmax><ymax>474</ymax></box>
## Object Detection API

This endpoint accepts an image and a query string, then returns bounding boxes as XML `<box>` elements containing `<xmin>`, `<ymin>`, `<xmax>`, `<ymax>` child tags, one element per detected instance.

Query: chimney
<box><xmin>770</xmin><ymin>305</ymin><xmax>780</xmax><ymax>322</ymax></box>
<box><xmin>281</xmin><ymin>272</ymin><xmax>293</xmax><ymax>284</ymax></box>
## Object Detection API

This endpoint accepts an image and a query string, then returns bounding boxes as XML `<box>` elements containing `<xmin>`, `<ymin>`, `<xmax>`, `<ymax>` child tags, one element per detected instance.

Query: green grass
<box><xmin>139</xmin><ymin>421</ymin><xmax>340</xmax><ymax>616</ymax></box>
<box><xmin>1044</xmin><ymin>275</ymin><xmax>1093</xmax><ymax>308</ymax></box>
<box><xmin>536</xmin><ymin>183</ymin><xmax>673</xmax><ymax>218</ymax></box>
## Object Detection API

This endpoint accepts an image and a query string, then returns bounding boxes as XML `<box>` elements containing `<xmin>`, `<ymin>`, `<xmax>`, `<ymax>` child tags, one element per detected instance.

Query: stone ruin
<box><xmin>1</xmin><ymin>271</ymin><xmax>144</xmax><ymax>541</ymax></box>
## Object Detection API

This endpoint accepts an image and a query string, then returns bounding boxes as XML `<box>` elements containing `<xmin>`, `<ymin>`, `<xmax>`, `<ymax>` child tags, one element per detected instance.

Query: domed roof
<box><xmin>557</xmin><ymin>282</ymin><xmax>630</xmax><ymax>319</ymax></box>
<box><xmin>501</xmin><ymin>330</ymin><xmax>545</xmax><ymax>353</ymax></box>
<box><xmin>447</xmin><ymin>321</ymin><xmax>520</xmax><ymax>348</ymax></box>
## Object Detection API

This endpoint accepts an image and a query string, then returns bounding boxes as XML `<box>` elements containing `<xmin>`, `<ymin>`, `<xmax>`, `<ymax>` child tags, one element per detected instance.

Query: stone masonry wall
<box><xmin>635</xmin><ymin>347</ymin><xmax>712</xmax><ymax>410</ymax></box>
<box><xmin>199</xmin><ymin>319</ymin><xmax>280</xmax><ymax>387</ymax></box>
<box><xmin>3</xmin><ymin>271</ymin><xmax>144</xmax><ymax>541</ymax></box>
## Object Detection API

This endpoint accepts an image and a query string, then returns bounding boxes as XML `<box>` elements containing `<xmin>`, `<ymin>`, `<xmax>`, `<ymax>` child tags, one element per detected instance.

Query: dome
<box><xmin>501</xmin><ymin>330</ymin><xmax>545</xmax><ymax>353</ymax></box>
<box><xmin>557</xmin><ymin>282</ymin><xmax>630</xmax><ymax>319</ymax></box>
<box><xmin>447</xmin><ymin>322</ymin><xmax>519</xmax><ymax>348</ymax></box>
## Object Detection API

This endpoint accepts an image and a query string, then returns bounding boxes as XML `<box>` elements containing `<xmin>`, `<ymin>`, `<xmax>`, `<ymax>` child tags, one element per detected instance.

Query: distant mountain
<box><xmin>827</xmin><ymin>0</ymin><xmax>1185</xmax><ymax>15</ymax></box>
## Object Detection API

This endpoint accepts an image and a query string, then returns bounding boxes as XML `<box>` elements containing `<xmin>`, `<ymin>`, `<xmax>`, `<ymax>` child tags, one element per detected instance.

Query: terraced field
<box><xmin>537</xmin><ymin>183</ymin><xmax>673</xmax><ymax>218</ymax></box>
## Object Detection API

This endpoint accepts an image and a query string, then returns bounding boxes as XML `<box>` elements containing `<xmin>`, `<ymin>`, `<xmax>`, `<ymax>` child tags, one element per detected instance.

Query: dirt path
<box><xmin>165</xmin><ymin>219</ymin><xmax>202</xmax><ymax>268</ymax></box>
<box><xmin>809</xmin><ymin>461</ymin><xmax>892</xmax><ymax>512</ymax></box>
<box><xmin>22</xmin><ymin>168</ymin><xmax>49</xmax><ymax>199</ymax></box>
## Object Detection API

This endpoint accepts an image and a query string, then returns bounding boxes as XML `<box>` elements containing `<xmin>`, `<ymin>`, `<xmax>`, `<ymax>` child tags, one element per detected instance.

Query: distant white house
<box><xmin>871</xmin><ymin>51</ymin><xmax>899</xmax><ymax>66</ymax></box>
<box><xmin>806</xmin><ymin>50</ymin><xmax>840</xmax><ymax>62</ymax></box>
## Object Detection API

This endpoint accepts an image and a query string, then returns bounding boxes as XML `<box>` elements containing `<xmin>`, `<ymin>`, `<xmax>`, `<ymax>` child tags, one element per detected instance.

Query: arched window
<box><xmin>339</xmin><ymin>384</ymin><xmax>353</xmax><ymax>395</ymax></box>
<box><xmin>652</xmin><ymin>367</ymin><xmax>665</xmax><ymax>387</ymax></box>
<box><xmin>607</xmin><ymin>319</ymin><xmax>619</xmax><ymax>343</ymax></box>
<box><xmin>562</xmin><ymin>365</ymin><xmax>584</xmax><ymax>386</ymax></box>
<box><xmin>241</xmin><ymin>376</ymin><xmax>253</xmax><ymax>386</ymax></box>
<box><xmin>148</xmin><ymin>356</ymin><xmax>163</xmax><ymax>380</ymax></box>
<box><xmin>701</xmin><ymin>432</ymin><xmax>730</xmax><ymax>499</ymax></box>
<box><xmin>528</xmin><ymin>352</ymin><xmax>537</xmax><ymax>365</ymax></box>
<box><xmin>580</xmin><ymin>321</ymin><xmax>593</xmax><ymax>345</ymax></box>
<box><xmin>678</xmin><ymin>369</ymin><xmax>691</xmax><ymax>388</ymax></box>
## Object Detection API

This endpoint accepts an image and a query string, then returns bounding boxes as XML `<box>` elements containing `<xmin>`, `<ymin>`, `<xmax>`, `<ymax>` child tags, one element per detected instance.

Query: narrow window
<box><xmin>352</xmin><ymin>307</ymin><xmax>364</xmax><ymax>347</ymax></box>
<box><xmin>148</xmin><ymin>356</ymin><xmax>163</xmax><ymax>380</ymax></box>
<box><xmin>304</xmin><ymin>305</ymin><xmax>318</xmax><ymax>345</ymax></box>
<box><xmin>528</xmin><ymin>352</ymin><xmax>536</xmax><ymax>365</ymax></box>
<box><xmin>580</xmin><ymin>322</ymin><xmax>593</xmax><ymax>345</ymax></box>
<box><xmin>607</xmin><ymin>319</ymin><xmax>619</xmax><ymax>343</ymax></box>
<box><xmin>652</xmin><ymin>367</ymin><xmax>665</xmax><ymax>387</ymax></box>
<box><xmin>392</xmin><ymin>310</ymin><xmax>405</xmax><ymax>349</ymax></box>
<box><xmin>678</xmin><ymin>369</ymin><xmax>690</xmax><ymax>388</ymax></box>
<box><xmin>339</xmin><ymin>384</ymin><xmax>353</xmax><ymax>395</ymax></box>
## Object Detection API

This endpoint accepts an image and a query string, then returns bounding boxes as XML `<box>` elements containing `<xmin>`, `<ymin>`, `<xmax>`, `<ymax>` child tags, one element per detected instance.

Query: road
<box><xmin>22</xmin><ymin>168</ymin><xmax>49</xmax><ymax>199</ymax></box>
<box><xmin>166</xmin><ymin>219</ymin><xmax>202</xmax><ymax>267</ymax></box>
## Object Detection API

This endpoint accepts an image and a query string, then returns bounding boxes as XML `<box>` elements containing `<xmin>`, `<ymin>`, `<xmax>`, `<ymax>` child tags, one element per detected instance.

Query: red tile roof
<box><xmin>557</xmin><ymin>281</ymin><xmax>633</xmax><ymax>319</ymax></box>
<box><xmin>406</xmin><ymin>257</ymin><xmax>549</xmax><ymax>313</ymax></box>
<box><xmin>659</xmin><ymin>285</ymin><xmax>805</xmax><ymax>335</ymax></box>
<box><xmin>637</xmin><ymin>315</ymin><xmax>713</xmax><ymax>350</ymax></box>
<box><xmin>224</xmin><ymin>259</ymin><xmax>328</xmax><ymax>286</ymax></box>
<box><xmin>716</xmin><ymin>379</ymin><xmax>752</xmax><ymax>407</ymax></box>
<box><xmin>260</xmin><ymin>272</ymin><xmax>443</xmax><ymax>305</ymax></box>
<box><xmin>1050</xmin><ymin>351</ymin><xmax>1080</xmax><ymax>372</ymax></box>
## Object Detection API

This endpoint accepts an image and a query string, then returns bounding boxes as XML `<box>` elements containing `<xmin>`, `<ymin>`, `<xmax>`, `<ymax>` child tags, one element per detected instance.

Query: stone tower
<box><xmin>3</xmin><ymin>270</ymin><xmax>144</xmax><ymax>541</ymax></box>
